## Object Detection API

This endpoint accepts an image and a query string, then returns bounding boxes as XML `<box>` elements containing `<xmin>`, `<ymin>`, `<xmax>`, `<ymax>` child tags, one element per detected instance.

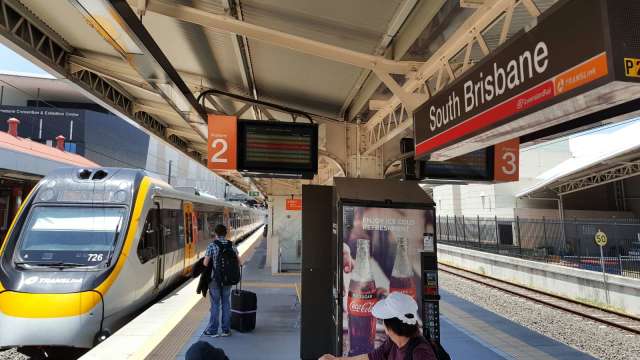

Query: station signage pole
<box><xmin>595</xmin><ymin>229</ymin><xmax>610</xmax><ymax>305</ymax></box>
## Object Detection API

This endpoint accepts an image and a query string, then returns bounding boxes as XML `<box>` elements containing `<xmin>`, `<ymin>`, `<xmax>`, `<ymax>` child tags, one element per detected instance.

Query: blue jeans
<box><xmin>206</xmin><ymin>285</ymin><xmax>232</xmax><ymax>333</ymax></box>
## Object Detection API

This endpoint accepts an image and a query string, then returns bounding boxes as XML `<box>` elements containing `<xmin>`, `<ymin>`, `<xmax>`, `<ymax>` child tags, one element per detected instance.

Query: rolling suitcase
<box><xmin>231</xmin><ymin>266</ymin><xmax>257</xmax><ymax>332</ymax></box>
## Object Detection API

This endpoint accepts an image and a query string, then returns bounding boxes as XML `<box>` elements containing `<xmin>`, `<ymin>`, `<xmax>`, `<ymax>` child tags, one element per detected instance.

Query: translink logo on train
<box><xmin>428</xmin><ymin>41</ymin><xmax>549</xmax><ymax>132</ymax></box>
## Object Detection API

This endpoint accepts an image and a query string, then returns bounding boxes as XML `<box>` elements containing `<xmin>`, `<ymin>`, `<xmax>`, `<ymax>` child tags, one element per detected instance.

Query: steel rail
<box><xmin>438</xmin><ymin>263</ymin><xmax>640</xmax><ymax>335</ymax></box>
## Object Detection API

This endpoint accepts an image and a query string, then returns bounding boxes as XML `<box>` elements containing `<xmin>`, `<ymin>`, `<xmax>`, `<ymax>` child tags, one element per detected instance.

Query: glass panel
<box><xmin>17</xmin><ymin>206</ymin><xmax>125</xmax><ymax>266</ymax></box>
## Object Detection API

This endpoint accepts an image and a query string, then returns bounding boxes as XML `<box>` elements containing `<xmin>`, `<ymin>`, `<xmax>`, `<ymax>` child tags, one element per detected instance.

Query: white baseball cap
<box><xmin>371</xmin><ymin>292</ymin><xmax>419</xmax><ymax>325</ymax></box>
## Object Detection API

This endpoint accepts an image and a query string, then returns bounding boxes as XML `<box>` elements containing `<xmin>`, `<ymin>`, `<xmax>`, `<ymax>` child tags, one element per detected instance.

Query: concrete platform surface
<box><xmin>176</xmin><ymin>237</ymin><xmax>300</xmax><ymax>360</ymax></box>
<box><xmin>440</xmin><ymin>290</ymin><xmax>596</xmax><ymax>360</ymax></box>
<box><xmin>164</xmin><ymin>236</ymin><xmax>594</xmax><ymax>360</ymax></box>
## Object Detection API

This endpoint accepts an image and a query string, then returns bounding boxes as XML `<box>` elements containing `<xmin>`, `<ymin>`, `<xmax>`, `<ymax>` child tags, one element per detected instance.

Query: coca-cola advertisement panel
<box><xmin>341</xmin><ymin>205</ymin><xmax>435</xmax><ymax>356</ymax></box>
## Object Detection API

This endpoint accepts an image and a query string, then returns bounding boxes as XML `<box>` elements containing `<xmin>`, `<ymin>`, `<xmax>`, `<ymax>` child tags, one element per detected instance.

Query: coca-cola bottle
<box><xmin>389</xmin><ymin>237</ymin><xmax>416</xmax><ymax>299</ymax></box>
<box><xmin>348</xmin><ymin>239</ymin><xmax>377</xmax><ymax>356</ymax></box>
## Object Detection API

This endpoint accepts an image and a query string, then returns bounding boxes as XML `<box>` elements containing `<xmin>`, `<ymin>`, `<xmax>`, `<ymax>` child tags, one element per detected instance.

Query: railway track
<box><xmin>438</xmin><ymin>263</ymin><xmax>640</xmax><ymax>335</ymax></box>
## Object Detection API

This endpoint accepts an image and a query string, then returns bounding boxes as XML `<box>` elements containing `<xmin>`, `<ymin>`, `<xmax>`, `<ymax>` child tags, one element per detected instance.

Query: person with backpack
<box><xmin>319</xmin><ymin>292</ymin><xmax>447</xmax><ymax>360</ymax></box>
<box><xmin>203</xmin><ymin>224</ymin><xmax>240</xmax><ymax>337</ymax></box>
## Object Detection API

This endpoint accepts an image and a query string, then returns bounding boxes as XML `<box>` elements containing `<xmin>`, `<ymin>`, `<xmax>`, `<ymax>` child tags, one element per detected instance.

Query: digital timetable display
<box><xmin>237</xmin><ymin>120</ymin><xmax>318</xmax><ymax>179</ymax></box>
<box><xmin>419</xmin><ymin>147</ymin><xmax>492</xmax><ymax>181</ymax></box>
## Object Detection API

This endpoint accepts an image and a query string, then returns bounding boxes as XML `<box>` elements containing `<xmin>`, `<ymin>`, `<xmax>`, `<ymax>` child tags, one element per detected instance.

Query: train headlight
<box><xmin>40</xmin><ymin>189</ymin><xmax>56</xmax><ymax>201</ymax></box>
<box><xmin>113</xmin><ymin>190</ymin><xmax>128</xmax><ymax>203</ymax></box>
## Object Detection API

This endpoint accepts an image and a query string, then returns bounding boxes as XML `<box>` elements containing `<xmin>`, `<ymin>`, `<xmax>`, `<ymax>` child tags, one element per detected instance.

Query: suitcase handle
<box><xmin>236</xmin><ymin>264</ymin><xmax>244</xmax><ymax>291</ymax></box>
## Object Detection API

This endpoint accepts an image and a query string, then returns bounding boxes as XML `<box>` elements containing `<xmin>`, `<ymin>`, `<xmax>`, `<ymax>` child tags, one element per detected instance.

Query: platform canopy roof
<box><xmin>0</xmin><ymin>0</ymin><xmax>562</xmax><ymax>196</ymax></box>
<box><xmin>517</xmin><ymin>127</ymin><xmax>640</xmax><ymax>198</ymax></box>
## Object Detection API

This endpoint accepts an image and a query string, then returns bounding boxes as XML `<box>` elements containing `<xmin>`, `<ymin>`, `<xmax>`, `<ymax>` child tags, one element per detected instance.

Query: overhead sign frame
<box><xmin>413</xmin><ymin>0</ymin><xmax>640</xmax><ymax>160</ymax></box>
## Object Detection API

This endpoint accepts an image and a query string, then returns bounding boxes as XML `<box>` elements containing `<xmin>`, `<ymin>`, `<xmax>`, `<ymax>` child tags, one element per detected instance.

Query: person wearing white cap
<box><xmin>319</xmin><ymin>292</ymin><xmax>437</xmax><ymax>360</ymax></box>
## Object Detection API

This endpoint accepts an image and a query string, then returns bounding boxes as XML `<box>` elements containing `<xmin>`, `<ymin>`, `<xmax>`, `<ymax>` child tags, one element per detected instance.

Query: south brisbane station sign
<box><xmin>413</xmin><ymin>0</ymin><xmax>640</xmax><ymax>160</ymax></box>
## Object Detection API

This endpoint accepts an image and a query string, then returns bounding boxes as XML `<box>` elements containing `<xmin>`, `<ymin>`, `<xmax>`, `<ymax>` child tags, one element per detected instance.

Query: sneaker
<box><xmin>220</xmin><ymin>331</ymin><xmax>231</xmax><ymax>337</ymax></box>
<box><xmin>203</xmin><ymin>330</ymin><xmax>219</xmax><ymax>337</ymax></box>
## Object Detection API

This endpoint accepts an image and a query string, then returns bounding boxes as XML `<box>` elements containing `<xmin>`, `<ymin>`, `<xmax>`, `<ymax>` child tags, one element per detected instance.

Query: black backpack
<box><xmin>405</xmin><ymin>335</ymin><xmax>451</xmax><ymax>360</ymax></box>
<box><xmin>213</xmin><ymin>240</ymin><xmax>241</xmax><ymax>286</ymax></box>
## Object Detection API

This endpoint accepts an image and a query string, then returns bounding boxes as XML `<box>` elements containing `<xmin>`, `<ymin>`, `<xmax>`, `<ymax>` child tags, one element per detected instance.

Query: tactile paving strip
<box><xmin>146</xmin><ymin>298</ymin><xmax>208</xmax><ymax>360</ymax></box>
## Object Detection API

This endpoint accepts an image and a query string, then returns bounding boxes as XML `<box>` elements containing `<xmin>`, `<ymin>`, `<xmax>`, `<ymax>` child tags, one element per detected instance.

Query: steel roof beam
<box><xmin>339</xmin><ymin>0</ymin><xmax>420</xmax><ymax>119</ymax></box>
<box><xmin>362</xmin><ymin>0</ymin><xmax>535</xmax><ymax>156</ymax></box>
<box><xmin>70</xmin><ymin>52</ymin><xmax>247</xmax><ymax>96</ymax></box>
<box><xmin>221</xmin><ymin>0</ymin><xmax>259</xmax><ymax>120</ymax></box>
<box><xmin>147</xmin><ymin>0</ymin><xmax>421</xmax><ymax>76</ymax></box>
<box><xmin>346</xmin><ymin>0</ymin><xmax>449</xmax><ymax>122</ymax></box>
<box><xmin>552</xmin><ymin>160</ymin><xmax>640</xmax><ymax>196</ymax></box>
<box><xmin>69</xmin><ymin>0</ymin><xmax>208</xmax><ymax>141</ymax></box>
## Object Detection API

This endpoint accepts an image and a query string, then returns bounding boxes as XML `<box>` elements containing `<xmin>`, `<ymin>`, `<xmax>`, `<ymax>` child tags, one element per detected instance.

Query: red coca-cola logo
<box><xmin>348</xmin><ymin>292</ymin><xmax>377</xmax><ymax>317</ymax></box>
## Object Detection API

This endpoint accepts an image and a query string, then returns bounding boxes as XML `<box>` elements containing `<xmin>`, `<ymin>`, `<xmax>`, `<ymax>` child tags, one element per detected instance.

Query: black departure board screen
<box><xmin>237</xmin><ymin>120</ymin><xmax>318</xmax><ymax>178</ymax></box>
<box><xmin>419</xmin><ymin>147</ymin><xmax>492</xmax><ymax>181</ymax></box>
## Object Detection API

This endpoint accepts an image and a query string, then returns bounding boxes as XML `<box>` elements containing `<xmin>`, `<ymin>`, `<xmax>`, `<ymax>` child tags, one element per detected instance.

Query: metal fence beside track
<box><xmin>437</xmin><ymin>216</ymin><xmax>640</xmax><ymax>279</ymax></box>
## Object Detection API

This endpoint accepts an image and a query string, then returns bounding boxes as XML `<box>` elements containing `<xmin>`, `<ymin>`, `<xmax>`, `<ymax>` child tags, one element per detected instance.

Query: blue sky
<box><xmin>0</xmin><ymin>43</ymin><xmax>50</xmax><ymax>76</ymax></box>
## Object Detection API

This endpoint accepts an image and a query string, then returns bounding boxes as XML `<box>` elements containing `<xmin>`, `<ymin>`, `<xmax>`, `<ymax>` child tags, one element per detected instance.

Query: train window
<box><xmin>0</xmin><ymin>191</ymin><xmax>9</xmax><ymax>231</ymax></box>
<box><xmin>16</xmin><ymin>206</ymin><xmax>126</xmax><ymax>267</ymax></box>
<box><xmin>138</xmin><ymin>208</ymin><xmax>159</xmax><ymax>264</ymax></box>
<box><xmin>161</xmin><ymin>209</ymin><xmax>184</xmax><ymax>253</ymax></box>
<box><xmin>197</xmin><ymin>213</ymin><xmax>205</xmax><ymax>233</ymax></box>
<box><xmin>206</xmin><ymin>211</ymin><xmax>224</xmax><ymax>238</ymax></box>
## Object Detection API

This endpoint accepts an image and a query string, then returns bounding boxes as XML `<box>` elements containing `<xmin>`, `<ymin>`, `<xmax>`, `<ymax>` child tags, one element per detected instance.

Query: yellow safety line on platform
<box><xmin>81</xmin><ymin>226</ymin><xmax>266</xmax><ymax>360</ymax></box>
<box><xmin>272</xmin><ymin>272</ymin><xmax>302</xmax><ymax>277</ymax></box>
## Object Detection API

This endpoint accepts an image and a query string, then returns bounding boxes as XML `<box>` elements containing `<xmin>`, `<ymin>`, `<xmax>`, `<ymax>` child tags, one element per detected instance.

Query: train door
<box><xmin>153</xmin><ymin>202</ymin><xmax>164</xmax><ymax>288</ymax></box>
<box><xmin>183</xmin><ymin>202</ymin><xmax>197</xmax><ymax>274</ymax></box>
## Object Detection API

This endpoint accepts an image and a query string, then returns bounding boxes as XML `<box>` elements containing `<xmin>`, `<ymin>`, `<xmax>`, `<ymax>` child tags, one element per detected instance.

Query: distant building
<box><xmin>0</xmin><ymin>71</ymin><xmax>245</xmax><ymax>200</ymax></box>
<box><xmin>432</xmin><ymin>138</ymin><xmax>639</xmax><ymax>220</ymax></box>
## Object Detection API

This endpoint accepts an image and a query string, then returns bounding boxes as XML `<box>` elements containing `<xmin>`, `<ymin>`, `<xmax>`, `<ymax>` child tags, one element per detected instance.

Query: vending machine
<box><xmin>333</xmin><ymin>178</ymin><xmax>437</xmax><ymax>356</ymax></box>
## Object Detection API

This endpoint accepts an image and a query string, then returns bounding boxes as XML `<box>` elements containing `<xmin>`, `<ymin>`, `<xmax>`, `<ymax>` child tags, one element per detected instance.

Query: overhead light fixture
<box><xmin>73</xmin><ymin>0</ymin><xmax>143</xmax><ymax>55</ymax></box>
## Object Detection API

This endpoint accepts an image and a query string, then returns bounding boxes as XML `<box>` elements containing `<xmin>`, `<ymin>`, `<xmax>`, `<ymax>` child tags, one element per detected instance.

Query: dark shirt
<box><xmin>368</xmin><ymin>338</ymin><xmax>437</xmax><ymax>360</ymax></box>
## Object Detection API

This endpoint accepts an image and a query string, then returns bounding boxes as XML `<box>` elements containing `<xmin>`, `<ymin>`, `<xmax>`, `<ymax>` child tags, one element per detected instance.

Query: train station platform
<box><xmin>440</xmin><ymin>290</ymin><xmax>595</xmax><ymax>360</ymax></box>
<box><xmin>163</xmin><ymin>238</ymin><xmax>300</xmax><ymax>360</ymax></box>
<box><xmin>82</xmin><ymin>231</ymin><xmax>594</xmax><ymax>360</ymax></box>
<box><xmin>145</xmin><ymin>240</ymin><xmax>594</xmax><ymax>360</ymax></box>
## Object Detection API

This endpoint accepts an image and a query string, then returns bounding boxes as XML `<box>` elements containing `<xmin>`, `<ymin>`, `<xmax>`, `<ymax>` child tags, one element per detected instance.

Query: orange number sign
<box><xmin>207</xmin><ymin>115</ymin><xmax>237</xmax><ymax>171</ymax></box>
<box><xmin>494</xmin><ymin>138</ymin><xmax>519</xmax><ymax>182</ymax></box>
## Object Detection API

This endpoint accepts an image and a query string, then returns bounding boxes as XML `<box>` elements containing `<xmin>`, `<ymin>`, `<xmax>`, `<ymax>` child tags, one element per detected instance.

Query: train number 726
<box><xmin>88</xmin><ymin>253</ymin><xmax>104</xmax><ymax>262</ymax></box>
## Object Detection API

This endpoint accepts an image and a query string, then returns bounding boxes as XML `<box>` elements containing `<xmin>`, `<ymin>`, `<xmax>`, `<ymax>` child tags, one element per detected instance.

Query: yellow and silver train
<box><xmin>0</xmin><ymin>167</ymin><xmax>264</xmax><ymax>351</ymax></box>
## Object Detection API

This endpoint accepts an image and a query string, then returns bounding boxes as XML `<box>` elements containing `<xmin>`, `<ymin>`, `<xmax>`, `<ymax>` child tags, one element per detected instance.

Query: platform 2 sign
<box><xmin>413</xmin><ymin>0</ymin><xmax>616</xmax><ymax>159</ymax></box>
<box><xmin>207</xmin><ymin>115</ymin><xmax>237</xmax><ymax>171</ymax></box>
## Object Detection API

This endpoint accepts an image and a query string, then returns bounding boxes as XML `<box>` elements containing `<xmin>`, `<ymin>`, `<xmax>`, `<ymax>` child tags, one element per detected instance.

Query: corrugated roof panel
<box><xmin>141</xmin><ymin>11</ymin><xmax>246</xmax><ymax>94</ymax></box>
<box><xmin>241</xmin><ymin>0</ymin><xmax>408</xmax><ymax>118</ymax></box>
<box><xmin>20</xmin><ymin>0</ymin><xmax>121</xmax><ymax>57</ymax></box>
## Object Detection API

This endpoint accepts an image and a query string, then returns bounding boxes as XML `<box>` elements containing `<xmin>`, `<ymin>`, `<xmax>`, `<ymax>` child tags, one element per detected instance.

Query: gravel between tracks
<box><xmin>439</xmin><ymin>270</ymin><xmax>640</xmax><ymax>360</ymax></box>
<box><xmin>0</xmin><ymin>349</ymin><xmax>27</xmax><ymax>360</ymax></box>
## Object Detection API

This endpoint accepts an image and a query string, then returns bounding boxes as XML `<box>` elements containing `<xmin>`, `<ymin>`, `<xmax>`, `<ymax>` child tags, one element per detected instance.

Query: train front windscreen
<box><xmin>14</xmin><ymin>206</ymin><xmax>125</xmax><ymax>268</ymax></box>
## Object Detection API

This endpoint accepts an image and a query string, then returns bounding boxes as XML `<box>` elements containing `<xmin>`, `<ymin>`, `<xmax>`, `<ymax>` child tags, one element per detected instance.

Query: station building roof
<box><xmin>0</xmin><ymin>127</ymin><xmax>98</xmax><ymax>180</ymax></box>
<box><xmin>516</xmin><ymin>124</ymin><xmax>640</xmax><ymax>198</ymax></box>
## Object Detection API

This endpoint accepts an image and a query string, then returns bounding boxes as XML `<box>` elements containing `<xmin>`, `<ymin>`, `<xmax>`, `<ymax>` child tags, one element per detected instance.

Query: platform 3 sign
<box><xmin>493</xmin><ymin>138</ymin><xmax>519</xmax><ymax>182</ymax></box>
<box><xmin>207</xmin><ymin>115</ymin><xmax>237</xmax><ymax>171</ymax></box>
<box><xmin>412</xmin><ymin>0</ymin><xmax>628</xmax><ymax>159</ymax></box>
